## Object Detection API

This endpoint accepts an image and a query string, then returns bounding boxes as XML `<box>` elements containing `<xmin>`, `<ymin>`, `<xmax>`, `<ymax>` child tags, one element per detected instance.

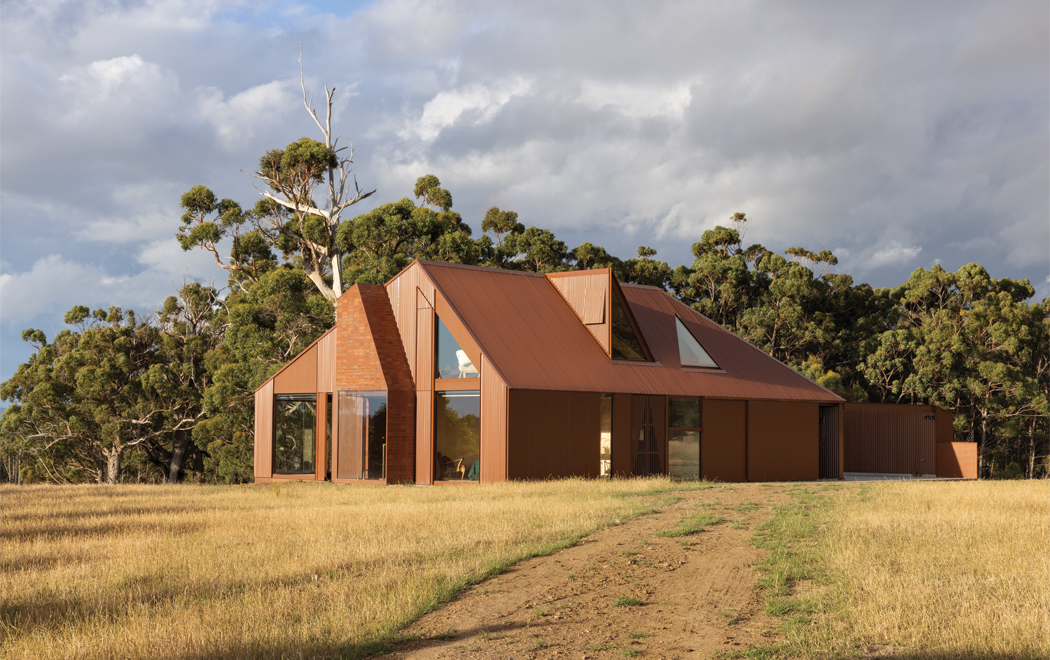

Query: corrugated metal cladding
<box><xmin>819</xmin><ymin>405</ymin><xmax>841</xmax><ymax>479</ymax></box>
<box><xmin>256</xmin><ymin>327</ymin><xmax>337</xmax><ymax>395</ymax></box>
<box><xmin>936</xmin><ymin>443</ymin><xmax>978</xmax><ymax>479</ymax></box>
<box><xmin>384</xmin><ymin>263</ymin><xmax>436</xmax><ymax>385</ymax></box>
<box><xmin>480</xmin><ymin>356</ymin><xmax>509</xmax><ymax>482</ymax></box>
<box><xmin>547</xmin><ymin>270</ymin><xmax>611</xmax><ymax>353</ymax></box>
<box><xmin>508</xmin><ymin>389</ymin><xmax>601</xmax><ymax>479</ymax></box>
<box><xmin>414</xmin><ymin>290</ymin><xmax>434</xmax><ymax>484</ymax></box>
<box><xmin>701</xmin><ymin>399</ymin><xmax>747</xmax><ymax>482</ymax></box>
<box><xmin>748</xmin><ymin>401</ymin><xmax>819</xmax><ymax>481</ymax></box>
<box><xmin>416</xmin><ymin>261</ymin><xmax>840</xmax><ymax>402</ymax></box>
<box><xmin>844</xmin><ymin>403</ymin><xmax>937</xmax><ymax>475</ymax></box>
<box><xmin>253</xmin><ymin>380</ymin><xmax>274</xmax><ymax>478</ymax></box>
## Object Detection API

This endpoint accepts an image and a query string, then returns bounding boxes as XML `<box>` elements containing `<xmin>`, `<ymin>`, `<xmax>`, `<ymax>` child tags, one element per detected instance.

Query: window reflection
<box><xmin>436</xmin><ymin>317</ymin><xmax>478</xmax><ymax>379</ymax></box>
<box><xmin>337</xmin><ymin>391</ymin><xmax>387</xmax><ymax>480</ymax></box>
<box><xmin>434</xmin><ymin>391</ymin><xmax>481</xmax><ymax>481</ymax></box>
<box><xmin>600</xmin><ymin>394</ymin><xmax>612</xmax><ymax>477</ymax></box>
<box><xmin>668</xmin><ymin>397</ymin><xmax>701</xmax><ymax>480</ymax></box>
<box><xmin>610</xmin><ymin>290</ymin><xmax>648</xmax><ymax>361</ymax></box>
<box><xmin>274</xmin><ymin>394</ymin><xmax>316</xmax><ymax>474</ymax></box>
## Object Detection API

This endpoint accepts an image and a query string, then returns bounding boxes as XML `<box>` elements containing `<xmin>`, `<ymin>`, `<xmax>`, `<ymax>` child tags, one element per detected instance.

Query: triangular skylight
<box><xmin>676</xmin><ymin>317</ymin><xmax>718</xmax><ymax>368</ymax></box>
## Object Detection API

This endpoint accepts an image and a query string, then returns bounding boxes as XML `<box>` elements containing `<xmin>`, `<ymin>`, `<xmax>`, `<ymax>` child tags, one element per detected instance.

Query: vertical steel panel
<box><xmin>611</xmin><ymin>393</ymin><xmax>633</xmax><ymax>476</ymax></box>
<box><xmin>819</xmin><ymin>404</ymin><xmax>840</xmax><ymax>479</ymax></box>
<box><xmin>253</xmin><ymin>380</ymin><xmax>274</xmax><ymax>479</ymax></box>
<box><xmin>415</xmin><ymin>292</ymin><xmax>434</xmax><ymax>485</ymax></box>
<box><xmin>274</xmin><ymin>343</ymin><xmax>318</xmax><ymax>393</ymax></box>
<box><xmin>701</xmin><ymin>399</ymin><xmax>747</xmax><ymax>482</ymax></box>
<box><xmin>748</xmin><ymin>401</ymin><xmax>819</xmax><ymax>481</ymax></box>
<box><xmin>506</xmin><ymin>389</ymin><xmax>600</xmax><ymax>479</ymax></box>
<box><xmin>316</xmin><ymin>330</ymin><xmax>336</xmax><ymax>393</ymax></box>
<box><xmin>843</xmin><ymin>403</ymin><xmax>937</xmax><ymax>474</ymax></box>
<box><xmin>567</xmin><ymin>391</ymin><xmax>600</xmax><ymax>477</ymax></box>
<box><xmin>481</xmin><ymin>356</ymin><xmax>509</xmax><ymax>482</ymax></box>
<box><xmin>314</xmin><ymin>394</ymin><xmax>327</xmax><ymax>480</ymax></box>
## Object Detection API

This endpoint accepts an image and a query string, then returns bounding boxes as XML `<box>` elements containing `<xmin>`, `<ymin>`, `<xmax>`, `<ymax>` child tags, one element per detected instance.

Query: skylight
<box><xmin>676</xmin><ymin>317</ymin><xmax>718</xmax><ymax>368</ymax></box>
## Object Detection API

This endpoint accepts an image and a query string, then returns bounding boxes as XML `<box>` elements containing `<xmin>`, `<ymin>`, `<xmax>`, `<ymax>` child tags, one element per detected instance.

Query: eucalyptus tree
<box><xmin>179</xmin><ymin>58</ymin><xmax>374</xmax><ymax>301</ymax></box>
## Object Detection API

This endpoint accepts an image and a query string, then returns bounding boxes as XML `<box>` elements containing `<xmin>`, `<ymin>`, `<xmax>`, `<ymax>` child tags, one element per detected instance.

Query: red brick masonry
<box><xmin>336</xmin><ymin>285</ymin><xmax>416</xmax><ymax>484</ymax></box>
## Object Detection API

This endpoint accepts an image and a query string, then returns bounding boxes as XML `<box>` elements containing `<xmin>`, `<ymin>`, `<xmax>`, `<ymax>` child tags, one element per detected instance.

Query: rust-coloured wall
<box><xmin>481</xmin><ymin>356</ymin><xmax>509</xmax><ymax>482</ymax></box>
<box><xmin>546</xmin><ymin>270</ymin><xmax>611</xmax><ymax>355</ymax></box>
<box><xmin>253</xmin><ymin>380</ymin><xmax>274</xmax><ymax>479</ymax></box>
<box><xmin>385</xmin><ymin>389</ymin><xmax>416</xmax><ymax>483</ymax></box>
<box><xmin>314</xmin><ymin>394</ymin><xmax>327</xmax><ymax>480</ymax></box>
<box><xmin>274</xmin><ymin>342</ymin><xmax>318</xmax><ymax>394</ymax></box>
<box><xmin>700</xmin><ymin>399</ymin><xmax>746</xmax><ymax>482</ymax></box>
<box><xmin>415</xmin><ymin>290</ymin><xmax>434</xmax><ymax>484</ymax></box>
<box><xmin>936</xmin><ymin>442</ymin><xmax>978</xmax><ymax>479</ymax></box>
<box><xmin>748</xmin><ymin>401</ymin><xmax>819</xmax><ymax>481</ymax></box>
<box><xmin>844</xmin><ymin>403</ymin><xmax>937</xmax><ymax>475</ymax></box>
<box><xmin>611</xmin><ymin>393</ymin><xmax>633</xmax><ymax>477</ymax></box>
<box><xmin>385</xmin><ymin>262</ymin><xmax>436</xmax><ymax>385</ymax></box>
<box><xmin>508</xmin><ymin>389</ymin><xmax>601</xmax><ymax>479</ymax></box>
<box><xmin>316</xmin><ymin>330</ymin><xmax>336</xmax><ymax>393</ymax></box>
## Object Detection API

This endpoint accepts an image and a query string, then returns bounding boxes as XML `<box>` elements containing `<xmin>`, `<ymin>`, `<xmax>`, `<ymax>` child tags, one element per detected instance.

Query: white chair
<box><xmin>456</xmin><ymin>350</ymin><xmax>479</xmax><ymax>378</ymax></box>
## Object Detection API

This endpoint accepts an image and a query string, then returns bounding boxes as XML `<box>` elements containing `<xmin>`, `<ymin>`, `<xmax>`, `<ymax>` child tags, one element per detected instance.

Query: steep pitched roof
<box><xmin>416</xmin><ymin>261</ymin><xmax>841</xmax><ymax>402</ymax></box>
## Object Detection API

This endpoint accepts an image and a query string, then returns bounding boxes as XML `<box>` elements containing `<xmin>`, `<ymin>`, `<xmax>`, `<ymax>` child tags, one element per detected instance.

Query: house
<box><xmin>251</xmin><ymin>260</ymin><xmax>979</xmax><ymax>484</ymax></box>
<box><xmin>252</xmin><ymin>259</ymin><xmax>867</xmax><ymax>484</ymax></box>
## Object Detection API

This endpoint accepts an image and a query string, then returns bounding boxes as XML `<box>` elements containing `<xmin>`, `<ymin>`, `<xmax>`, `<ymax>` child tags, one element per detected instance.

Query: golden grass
<box><xmin>1</xmin><ymin>478</ymin><xmax>677</xmax><ymax>660</ymax></box>
<box><xmin>814</xmin><ymin>480</ymin><xmax>1050</xmax><ymax>658</ymax></box>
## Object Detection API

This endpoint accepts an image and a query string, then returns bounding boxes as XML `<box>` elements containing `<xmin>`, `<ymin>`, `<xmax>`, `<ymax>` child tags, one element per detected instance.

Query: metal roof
<box><xmin>417</xmin><ymin>261</ymin><xmax>842</xmax><ymax>402</ymax></box>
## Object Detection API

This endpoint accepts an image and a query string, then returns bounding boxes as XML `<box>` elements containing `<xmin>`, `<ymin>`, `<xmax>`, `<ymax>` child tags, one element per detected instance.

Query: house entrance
<box><xmin>631</xmin><ymin>395</ymin><xmax>666</xmax><ymax>476</ymax></box>
<box><xmin>818</xmin><ymin>405</ymin><xmax>840</xmax><ymax>479</ymax></box>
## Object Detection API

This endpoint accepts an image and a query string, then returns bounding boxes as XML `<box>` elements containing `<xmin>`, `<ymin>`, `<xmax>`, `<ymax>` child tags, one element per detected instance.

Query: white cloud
<box><xmin>867</xmin><ymin>242</ymin><xmax>924</xmax><ymax>269</ymax></box>
<box><xmin>408</xmin><ymin>76</ymin><xmax>533</xmax><ymax>141</ymax></box>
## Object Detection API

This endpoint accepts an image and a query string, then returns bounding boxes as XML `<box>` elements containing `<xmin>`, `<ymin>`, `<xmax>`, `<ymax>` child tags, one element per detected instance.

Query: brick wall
<box><xmin>336</xmin><ymin>284</ymin><xmax>416</xmax><ymax>484</ymax></box>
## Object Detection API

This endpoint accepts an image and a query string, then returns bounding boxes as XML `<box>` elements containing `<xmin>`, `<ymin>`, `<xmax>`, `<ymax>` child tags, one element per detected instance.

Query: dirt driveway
<box><xmin>388</xmin><ymin>483</ymin><xmax>797</xmax><ymax>659</ymax></box>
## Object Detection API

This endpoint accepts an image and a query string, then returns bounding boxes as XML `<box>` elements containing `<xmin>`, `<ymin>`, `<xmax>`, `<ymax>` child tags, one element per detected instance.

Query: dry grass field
<box><xmin>805</xmin><ymin>480</ymin><xmax>1050</xmax><ymax>659</ymax></box>
<box><xmin>3</xmin><ymin>478</ymin><xmax>1047</xmax><ymax>660</ymax></box>
<box><xmin>0</xmin><ymin>478</ymin><xmax>675</xmax><ymax>660</ymax></box>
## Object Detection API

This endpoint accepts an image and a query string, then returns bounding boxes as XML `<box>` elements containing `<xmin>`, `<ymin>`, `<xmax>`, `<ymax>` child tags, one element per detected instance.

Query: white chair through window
<box><xmin>456</xmin><ymin>350</ymin><xmax>479</xmax><ymax>378</ymax></box>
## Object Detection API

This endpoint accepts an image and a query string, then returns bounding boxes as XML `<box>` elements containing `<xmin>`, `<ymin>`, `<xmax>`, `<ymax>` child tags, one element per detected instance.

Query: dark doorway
<box><xmin>631</xmin><ymin>395</ymin><xmax>666</xmax><ymax>476</ymax></box>
<box><xmin>819</xmin><ymin>405</ymin><xmax>840</xmax><ymax>479</ymax></box>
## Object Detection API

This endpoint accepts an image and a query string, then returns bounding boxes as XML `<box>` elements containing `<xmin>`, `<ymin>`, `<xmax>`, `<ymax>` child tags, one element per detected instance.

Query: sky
<box><xmin>2</xmin><ymin>0</ymin><xmax>1048</xmax><ymax>390</ymax></box>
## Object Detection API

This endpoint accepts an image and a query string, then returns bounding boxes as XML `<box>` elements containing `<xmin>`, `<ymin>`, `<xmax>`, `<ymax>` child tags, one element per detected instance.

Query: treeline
<box><xmin>2</xmin><ymin>145</ymin><xmax>1046</xmax><ymax>484</ymax></box>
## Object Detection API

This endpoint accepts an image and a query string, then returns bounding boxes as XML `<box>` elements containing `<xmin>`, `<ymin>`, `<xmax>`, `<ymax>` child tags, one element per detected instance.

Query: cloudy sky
<box><xmin>2</xmin><ymin>0</ymin><xmax>1048</xmax><ymax>386</ymax></box>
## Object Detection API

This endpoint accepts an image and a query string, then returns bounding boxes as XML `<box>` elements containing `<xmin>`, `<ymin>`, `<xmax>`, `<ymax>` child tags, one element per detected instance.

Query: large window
<box><xmin>600</xmin><ymin>394</ymin><xmax>613</xmax><ymax>477</ymax></box>
<box><xmin>610</xmin><ymin>290</ymin><xmax>648</xmax><ymax>361</ymax></box>
<box><xmin>435</xmin><ymin>317</ymin><xmax>478</xmax><ymax>379</ymax></box>
<box><xmin>337</xmin><ymin>391</ymin><xmax>387</xmax><ymax>480</ymax></box>
<box><xmin>274</xmin><ymin>394</ymin><xmax>316</xmax><ymax>474</ymax></box>
<box><xmin>434</xmin><ymin>391</ymin><xmax>481</xmax><ymax>481</ymax></box>
<box><xmin>668</xmin><ymin>397</ymin><xmax>701</xmax><ymax>480</ymax></box>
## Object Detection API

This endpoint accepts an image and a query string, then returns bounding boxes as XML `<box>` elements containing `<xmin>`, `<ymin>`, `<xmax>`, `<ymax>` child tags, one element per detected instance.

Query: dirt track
<box><xmin>388</xmin><ymin>483</ymin><xmax>794</xmax><ymax>659</ymax></box>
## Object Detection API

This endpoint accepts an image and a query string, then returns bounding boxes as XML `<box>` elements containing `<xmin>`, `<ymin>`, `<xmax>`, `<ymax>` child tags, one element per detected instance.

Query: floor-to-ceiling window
<box><xmin>668</xmin><ymin>397</ymin><xmax>701</xmax><ymax>479</ymax></box>
<box><xmin>600</xmin><ymin>394</ymin><xmax>613</xmax><ymax>477</ymax></box>
<box><xmin>337</xmin><ymin>391</ymin><xmax>387</xmax><ymax>480</ymax></box>
<box><xmin>434</xmin><ymin>390</ymin><xmax>481</xmax><ymax>481</ymax></box>
<box><xmin>274</xmin><ymin>394</ymin><xmax>317</xmax><ymax>474</ymax></box>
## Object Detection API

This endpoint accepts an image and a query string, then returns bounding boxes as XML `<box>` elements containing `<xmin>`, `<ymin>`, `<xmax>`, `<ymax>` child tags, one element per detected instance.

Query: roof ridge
<box><xmin>417</xmin><ymin>260</ymin><xmax>546</xmax><ymax>277</ymax></box>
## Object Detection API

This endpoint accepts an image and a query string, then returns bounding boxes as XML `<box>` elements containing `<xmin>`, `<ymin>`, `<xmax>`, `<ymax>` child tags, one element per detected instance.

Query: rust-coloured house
<box><xmin>252</xmin><ymin>260</ymin><xmax>974</xmax><ymax>484</ymax></box>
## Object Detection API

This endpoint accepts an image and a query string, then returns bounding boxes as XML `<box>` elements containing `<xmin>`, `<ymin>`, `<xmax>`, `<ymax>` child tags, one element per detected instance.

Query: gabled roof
<box><xmin>415</xmin><ymin>261</ymin><xmax>842</xmax><ymax>402</ymax></box>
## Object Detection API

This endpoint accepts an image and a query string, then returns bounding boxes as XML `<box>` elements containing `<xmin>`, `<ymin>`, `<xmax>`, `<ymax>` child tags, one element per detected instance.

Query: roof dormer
<box><xmin>546</xmin><ymin>269</ymin><xmax>653</xmax><ymax>362</ymax></box>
